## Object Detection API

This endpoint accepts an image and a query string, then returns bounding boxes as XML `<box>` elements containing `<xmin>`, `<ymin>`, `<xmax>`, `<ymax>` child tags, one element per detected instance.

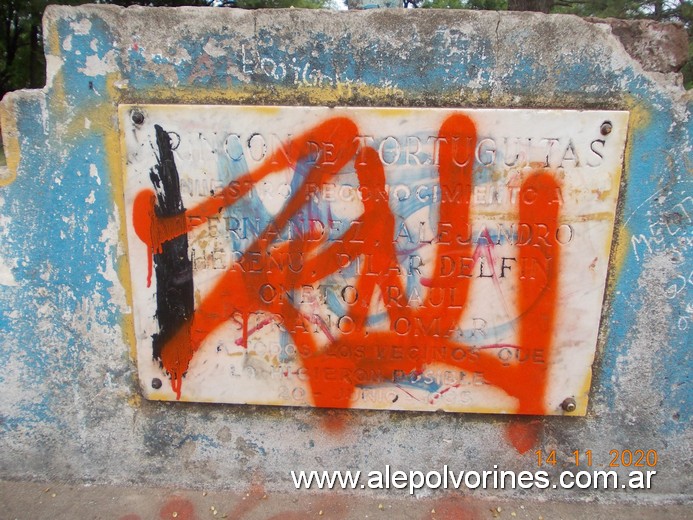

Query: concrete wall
<box><xmin>0</xmin><ymin>5</ymin><xmax>690</xmax><ymax>503</ymax></box>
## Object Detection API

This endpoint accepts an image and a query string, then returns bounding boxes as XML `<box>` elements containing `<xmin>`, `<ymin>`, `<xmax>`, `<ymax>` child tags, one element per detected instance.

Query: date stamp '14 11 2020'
<box><xmin>536</xmin><ymin>449</ymin><xmax>659</xmax><ymax>468</ymax></box>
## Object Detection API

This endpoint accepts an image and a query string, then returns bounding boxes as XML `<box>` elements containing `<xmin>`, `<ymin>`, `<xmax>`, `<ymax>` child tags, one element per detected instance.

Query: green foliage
<box><xmin>552</xmin><ymin>0</ymin><xmax>688</xmax><ymax>20</ymax></box>
<box><xmin>552</xmin><ymin>0</ymin><xmax>692</xmax><ymax>87</ymax></box>
<box><xmin>109</xmin><ymin>0</ymin><xmax>328</xmax><ymax>6</ymax></box>
<box><xmin>107</xmin><ymin>1</ymin><xmax>210</xmax><ymax>5</ymax></box>
<box><xmin>234</xmin><ymin>0</ymin><xmax>328</xmax><ymax>7</ymax></box>
<box><xmin>0</xmin><ymin>0</ymin><xmax>47</xmax><ymax>98</ymax></box>
<box><xmin>421</xmin><ymin>0</ymin><xmax>466</xmax><ymax>8</ymax></box>
<box><xmin>683</xmin><ymin>39</ymin><xmax>693</xmax><ymax>88</ymax></box>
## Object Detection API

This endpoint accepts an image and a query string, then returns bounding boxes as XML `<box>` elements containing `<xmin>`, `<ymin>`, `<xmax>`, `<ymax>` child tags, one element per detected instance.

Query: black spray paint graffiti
<box><xmin>149</xmin><ymin>125</ymin><xmax>195</xmax><ymax>371</ymax></box>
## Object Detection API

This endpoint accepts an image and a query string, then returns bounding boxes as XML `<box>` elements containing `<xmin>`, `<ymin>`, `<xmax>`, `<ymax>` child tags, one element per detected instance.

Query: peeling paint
<box><xmin>0</xmin><ymin>257</ymin><xmax>19</xmax><ymax>287</ymax></box>
<box><xmin>70</xmin><ymin>18</ymin><xmax>92</xmax><ymax>36</ymax></box>
<box><xmin>79</xmin><ymin>50</ymin><xmax>118</xmax><ymax>77</ymax></box>
<box><xmin>89</xmin><ymin>164</ymin><xmax>102</xmax><ymax>185</ymax></box>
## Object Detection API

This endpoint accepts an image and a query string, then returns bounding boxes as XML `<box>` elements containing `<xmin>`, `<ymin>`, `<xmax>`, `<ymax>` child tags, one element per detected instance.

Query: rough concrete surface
<box><xmin>587</xmin><ymin>18</ymin><xmax>689</xmax><ymax>74</ymax></box>
<box><xmin>1</xmin><ymin>480</ymin><xmax>692</xmax><ymax>520</ymax></box>
<box><xmin>0</xmin><ymin>5</ymin><xmax>690</xmax><ymax>509</ymax></box>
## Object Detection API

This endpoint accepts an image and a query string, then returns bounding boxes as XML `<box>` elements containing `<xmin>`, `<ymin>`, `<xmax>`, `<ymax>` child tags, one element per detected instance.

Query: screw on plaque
<box><xmin>561</xmin><ymin>397</ymin><xmax>577</xmax><ymax>413</ymax></box>
<box><xmin>132</xmin><ymin>110</ymin><xmax>145</xmax><ymax>125</ymax></box>
<box><xmin>600</xmin><ymin>121</ymin><xmax>612</xmax><ymax>136</ymax></box>
<box><xmin>151</xmin><ymin>378</ymin><xmax>162</xmax><ymax>389</ymax></box>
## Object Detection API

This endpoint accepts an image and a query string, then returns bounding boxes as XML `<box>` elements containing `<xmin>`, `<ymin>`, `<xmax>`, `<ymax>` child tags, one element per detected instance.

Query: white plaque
<box><xmin>119</xmin><ymin>105</ymin><xmax>628</xmax><ymax>415</ymax></box>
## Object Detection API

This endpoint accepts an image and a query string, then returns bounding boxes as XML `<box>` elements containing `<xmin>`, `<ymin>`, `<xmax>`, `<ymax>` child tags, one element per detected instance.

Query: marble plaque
<box><xmin>119</xmin><ymin>105</ymin><xmax>629</xmax><ymax>415</ymax></box>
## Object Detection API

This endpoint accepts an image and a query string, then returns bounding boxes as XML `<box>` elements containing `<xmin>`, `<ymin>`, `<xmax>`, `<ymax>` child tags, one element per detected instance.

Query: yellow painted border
<box><xmin>0</xmin><ymin>97</ymin><xmax>20</xmax><ymax>187</ymax></box>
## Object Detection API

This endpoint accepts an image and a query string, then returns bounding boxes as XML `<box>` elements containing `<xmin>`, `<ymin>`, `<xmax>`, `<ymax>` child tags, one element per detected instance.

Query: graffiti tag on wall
<box><xmin>119</xmin><ymin>106</ymin><xmax>629</xmax><ymax>415</ymax></box>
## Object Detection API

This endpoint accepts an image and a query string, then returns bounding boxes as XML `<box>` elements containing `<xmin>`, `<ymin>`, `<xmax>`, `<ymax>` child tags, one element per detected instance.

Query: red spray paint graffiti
<box><xmin>133</xmin><ymin>114</ymin><xmax>562</xmax><ymax>414</ymax></box>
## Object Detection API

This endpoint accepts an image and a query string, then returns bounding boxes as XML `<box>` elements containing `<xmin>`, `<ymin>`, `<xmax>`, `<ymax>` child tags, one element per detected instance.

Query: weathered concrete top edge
<box><xmin>41</xmin><ymin>4</ymin><xmax>689</xmax><ymax>91</ymax></box>
<box><xmin>40</xmin><ymin>4</ymin><xmax>612</xmax><ymax>23</ymax></box>
<box><xmin>586</xmin><ymin>16</ymin><xmax>689</xmax><ymax>73</ymax></box>
<box><xmin>41</xmin><ymin>4</ymin><xmax>686</xmax><ymax>27</ymax></box>
<box><xmin>37</xmin><ymin>3</ymin><xmax>674</xmax><ymax>31</ymax></box>
<box><xmin>40</xmin><ymin>3</ymin><xmax>588</xmax><ymax>33</ymax></box>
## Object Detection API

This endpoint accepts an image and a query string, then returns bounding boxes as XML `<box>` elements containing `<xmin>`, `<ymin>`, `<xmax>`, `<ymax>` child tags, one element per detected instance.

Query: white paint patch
<box><xmin>0</xmin><ymin>257</ymin><xmax>18</xmax><ymax>286</ymax></box>
<box><xmin>39</xmin><ymin>261</ymin><xmax>52</xmax><ymax>282</ymax></box>
<box><xmin>0</xmin><ymin>217</ymin><xmax>9</xmax><ymax>251</ymax></box>
<box><xmin>84</xmin><ymin>117</ymin><xmax>91</xmax><ymax>130</ymax></box>
<box><xmin>45</xmin><ymin>55</ymin><xmax>64</xmax><ymax>89</ymax></box>
<box><xmin>90</xmin><ymin>38</ymin><xmax>98</xmax><ymax>52</ymax></box>
<box><xmin>70</xmin><ymin>18</ymin><xmax>92</xmax><ymax>36</ymax></box>
<box><xmin>89</xmin><ymin>164</ymin><xmax>101</xmax><ymax>185</ymax></box>
<box><xmin>204</xmin><ymin>39</ymin><xmax>226</xmax><ymax>58</ymax></box>
<box><xmin>62</xmin><ymin>34</ymin><xmax>73</xmax><ymax>52</ymax></box>
<box><xmin>61</xmin><ymin>214</ymin><xmax>77</xmax><ymax>237</ymax></box>
<box><xmin>85</xmin><ymin>190</ymin><xmax>96</xmax><ymax>204</ymax></box>
<box><xmin>36</xmin><ymin>300</ymin><xmax>54</xmax><ymax>320</ymax></box>
<box><xmin>98</xmin><ymin>212</ymin><xmax>129</xmax><ymax>313</ymax></box>
<box><xmin>171</xmin><ymin>47</ymin><xmax>191</xmax><ymax>65</ymax></box>
<box><xmin>79</xmin><ymin>50</ymin><xmax>117</xmax><ymax>77</ymax></box>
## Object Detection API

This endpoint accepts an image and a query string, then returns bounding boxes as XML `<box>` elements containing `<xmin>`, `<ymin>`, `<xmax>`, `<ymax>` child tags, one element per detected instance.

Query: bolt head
<box><xmin>561</xmin><ymin>397</ymin><xmax>577</xmax><ymax>413</ymax></box>
<box><xmin>151</xmin><ymin>378</ymin><xmax>162</xmax><ymax>389</ymax></box>
<box><xmin>600</xmin><ymin>121</ymin><xmax>612</xmax><ymax>135</ymax></box>
<box><xmin>132</xmin><ymin>111</ymin><xmax>145</xmax><ymax>125</ymax></box>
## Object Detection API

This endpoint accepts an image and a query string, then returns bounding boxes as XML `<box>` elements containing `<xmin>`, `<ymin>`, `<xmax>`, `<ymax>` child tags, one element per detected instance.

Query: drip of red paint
<box><xmin>132</xmin><ymin>189</ymin><xmax>187</xmax><ymax>288</ymax></box>
<box><xmin>505</xmin><ymin>420</ymin><xmax>544</xmax><ymax>454</ymax></box>
<box><xmin>159</xmin><ymin>497</ymin><xmax>196</xmax><ymax>520</ymax></box>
